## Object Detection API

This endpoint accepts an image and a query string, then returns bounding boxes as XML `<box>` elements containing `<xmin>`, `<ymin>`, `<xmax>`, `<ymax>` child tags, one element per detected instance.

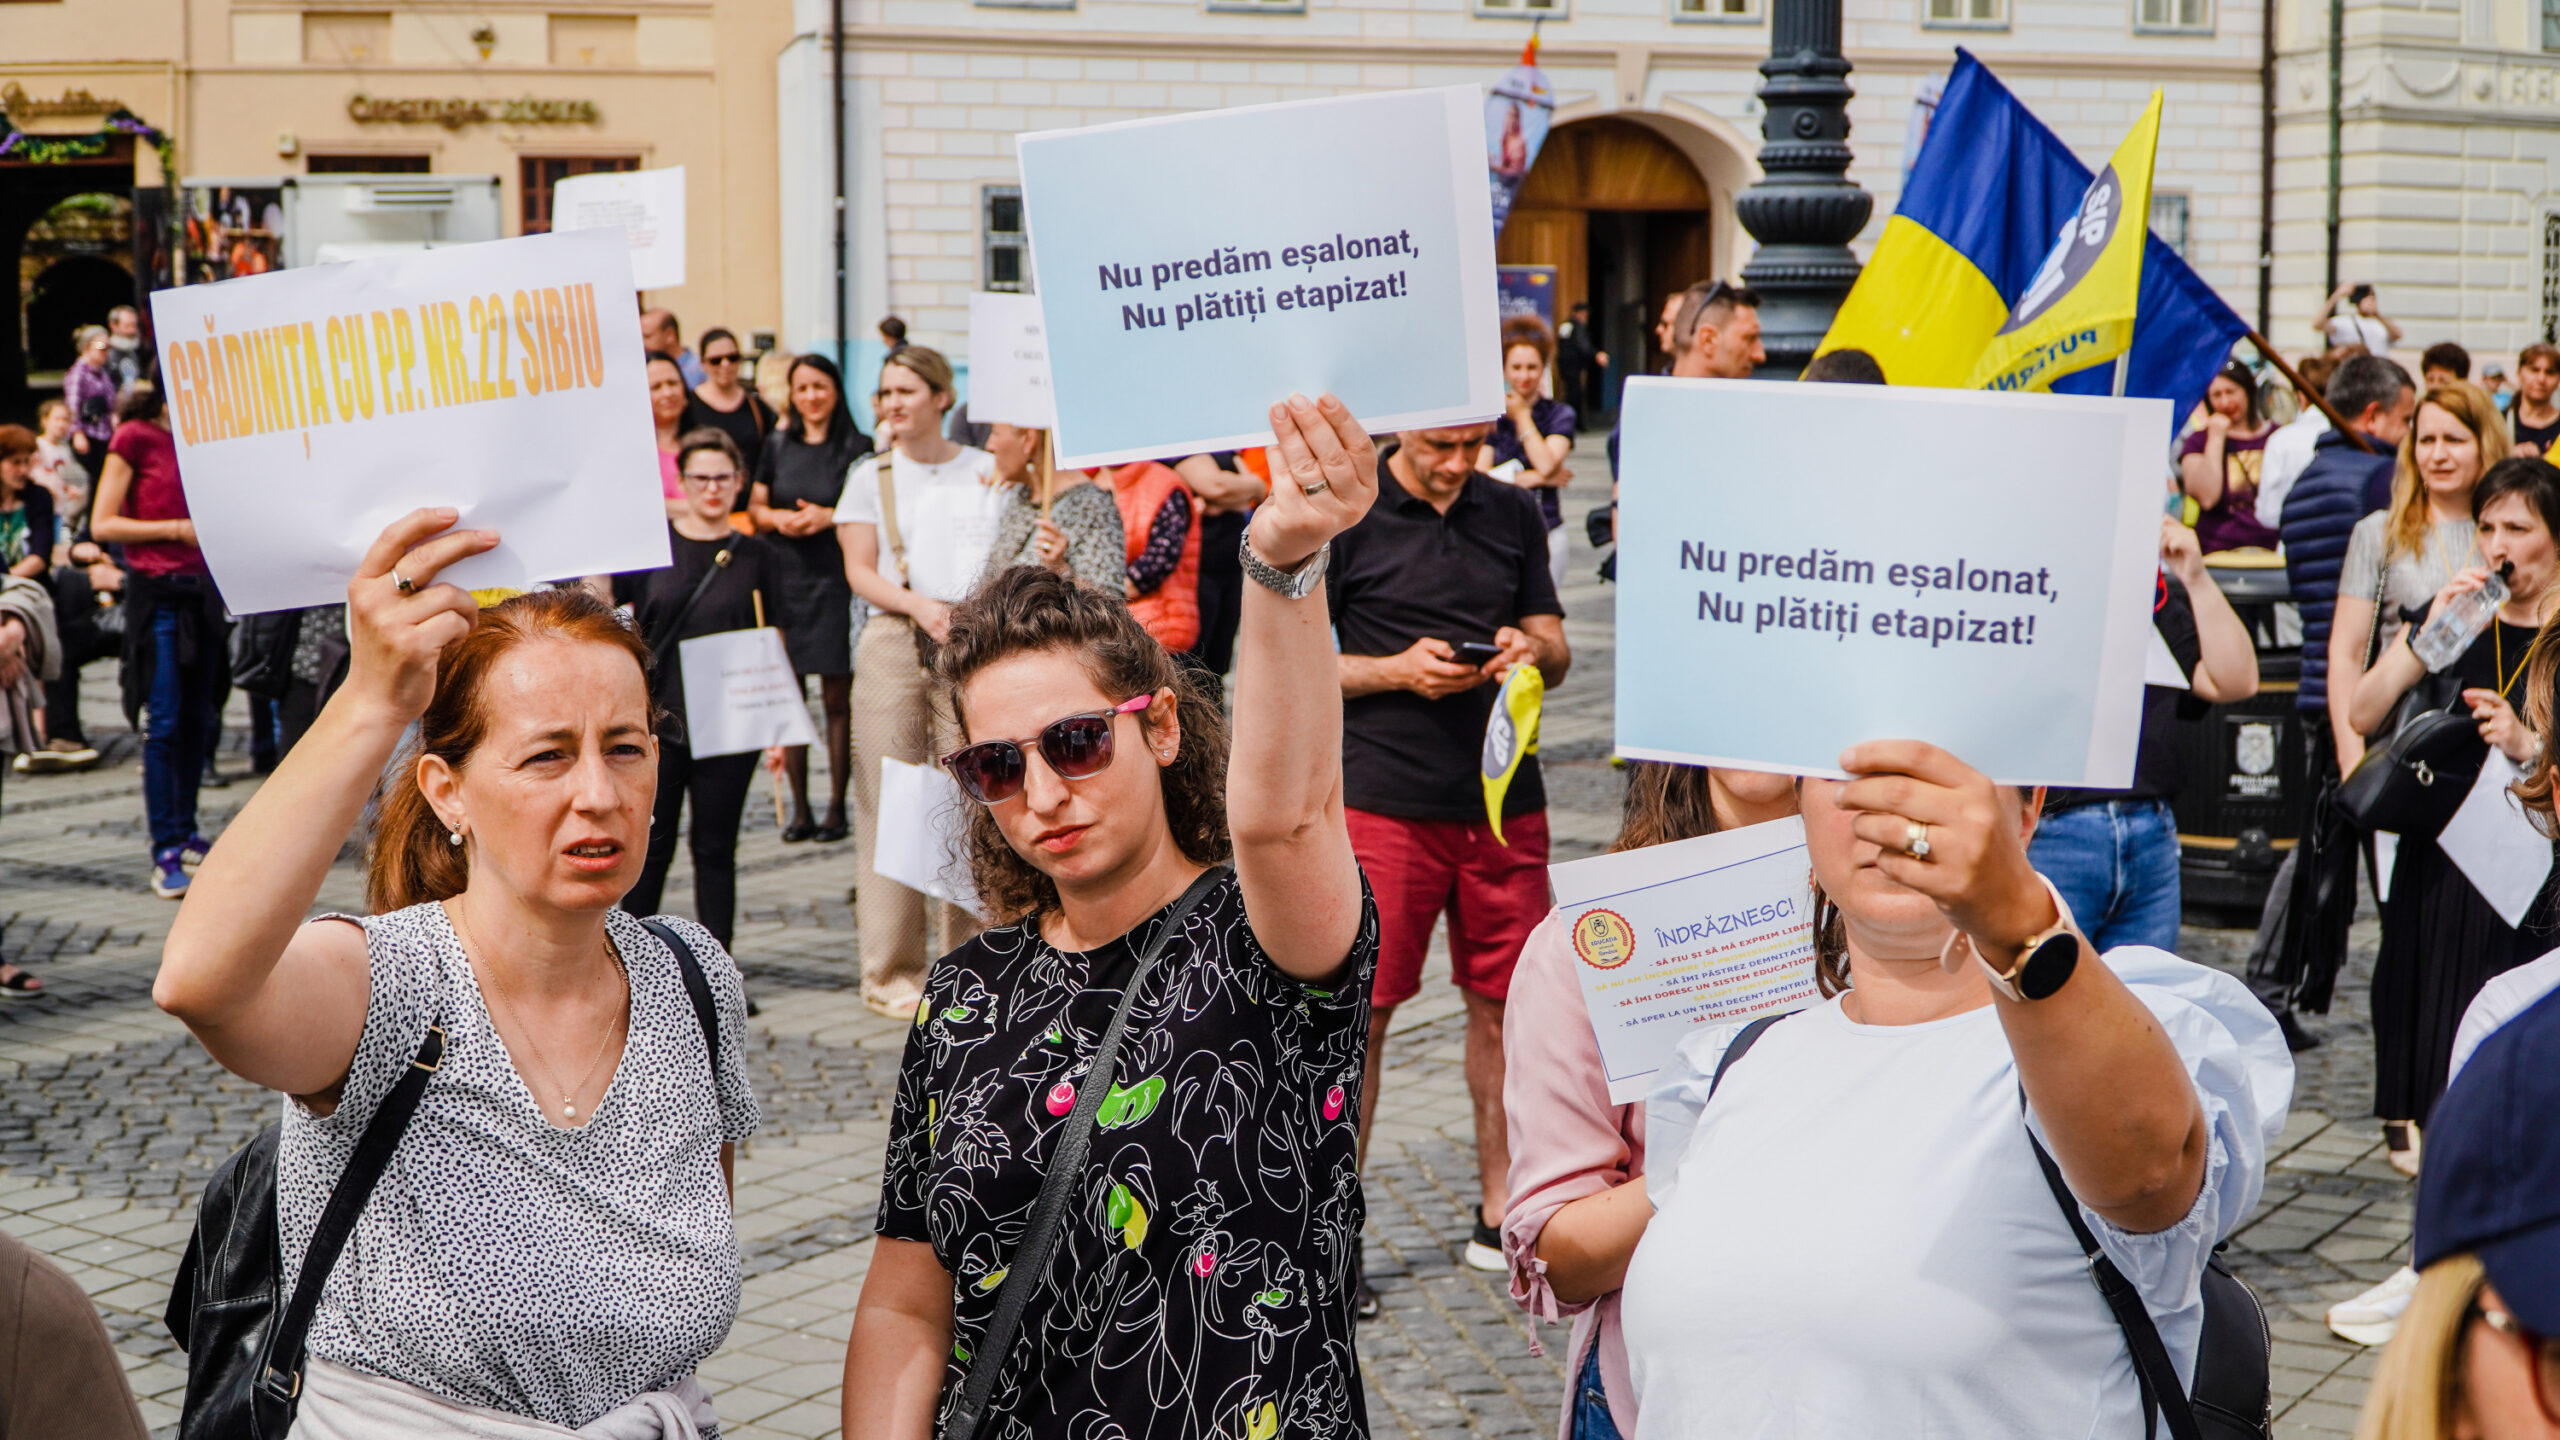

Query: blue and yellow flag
<box><xmin>1965</xmin><ymin>92</ymin><xmax>2161</xmax><ymax>392</ymax></box>
<box><xmin>1818</xmin><ymin>51</ymin><xmax>2243</xmax><ymax>413</ymax></box>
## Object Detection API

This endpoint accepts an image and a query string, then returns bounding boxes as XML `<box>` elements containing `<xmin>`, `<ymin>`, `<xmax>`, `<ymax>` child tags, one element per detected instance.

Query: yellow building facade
<box><xmin>1</xmin><ymin>0</ymin><xmax>791</xmax><ymax>419</ymax></box>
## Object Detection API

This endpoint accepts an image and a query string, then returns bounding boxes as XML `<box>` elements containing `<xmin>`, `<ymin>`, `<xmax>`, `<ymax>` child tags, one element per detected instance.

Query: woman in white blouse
<box><xmin>1624</xmin><ymin>741</ymin><xmax>2292</xmax><ymax>1439</ymax></box>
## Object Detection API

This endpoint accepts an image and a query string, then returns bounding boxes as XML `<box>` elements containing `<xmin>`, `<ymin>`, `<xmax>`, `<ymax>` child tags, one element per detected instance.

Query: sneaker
<box><xmin>180</xmin><ymin>834</ymin><xmax>212</xmax><ymax>870</ymax></box>
<box><xmin>151</xmin><ymin>849</ymin><xmax>191</xmax><ymax>899</ymax></box>
<box><xmin>1464</xmin><ymin>1218</ymin><xmax>1505</xmax><ymax>1273</ymax></box>
<box><xmin>7</xmin><ymin>753</ymin><xmax>22</xmax><ymax>774</ymax></box>
<box><xmin>22</xmin><ymin>741</ymin><xmax>100</xmax><ymax>774</ymax></box>
<box><xmin>200</xmin><ymin>765</ymin><xmax>232</xmax><ymax>790</ymax></box>
<box><xmin>2327</xmin><ymin>1266</ymin><xmax>2420</xmax><ymax>1347</ymax></box>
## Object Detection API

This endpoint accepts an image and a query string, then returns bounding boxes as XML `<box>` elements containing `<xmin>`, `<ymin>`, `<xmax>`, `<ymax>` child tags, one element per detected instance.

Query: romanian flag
<box><xmin>1818</xmin><ymin>51</ymin><xmax>2244</xmax><ymax>413</ymax></box>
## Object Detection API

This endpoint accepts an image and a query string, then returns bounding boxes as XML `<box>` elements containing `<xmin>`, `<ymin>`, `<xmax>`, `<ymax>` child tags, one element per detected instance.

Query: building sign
<box><xmin>348</xmin><ymin>95</ymin><xmax>601</xmax><ymax>130</ymax></box>
<box><xmin>1</xmin><ymin>84</ymin><xmax>127</xmax><ymax>121</ymax></box>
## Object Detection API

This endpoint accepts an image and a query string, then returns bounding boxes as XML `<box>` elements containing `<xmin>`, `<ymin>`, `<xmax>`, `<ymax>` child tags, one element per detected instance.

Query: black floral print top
<box><xmin>877</xmin><ymin>869</ymin><xmax>1377</xmax><ymax>1440</ymax></box>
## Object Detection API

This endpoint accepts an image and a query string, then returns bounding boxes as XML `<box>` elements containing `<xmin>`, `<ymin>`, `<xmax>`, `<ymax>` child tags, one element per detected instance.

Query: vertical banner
<box><xmin>554</xmin><ymin>165</ymin><xmax>687</xmax><ymax>291</ymax></box>
<box><xmin>1017</xmin><ymin>85</ymin><xmax>1504</xmax><ymax>467</ymax></box>
<box><xmin>1612</xmin><ymin>378</ymin><xmax>2165</xmax><ymax>786</ymax></box>
<box><xmin>1497</xmin><ymin>265</ymin><xmax>1558</xmax><ymax>328</ymax></box>
<box><xmin>1485</xmin><ymin>31</ymin><xmax>1555</xmax><ymax>235</ymax></box>
<box><xmin>966</xmin><ymin>291</ymin><xmax>1056</xmax><ymax>429</ymax></box>
<box><xmin>148</xmin><ymin>228</ymin><xmax>669</xmax><ymax>613</ymax></box>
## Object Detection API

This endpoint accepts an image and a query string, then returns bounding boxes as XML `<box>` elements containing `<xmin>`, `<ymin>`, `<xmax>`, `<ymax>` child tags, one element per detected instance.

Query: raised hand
<box><xmin>1834</xmin><ymin>740</ymin><xmax>2054</xmax><ymax>958</ymax></box>
<box><xmin>1252</xmin><ymin>393</ymin><xmax>1379</xmax><ymax>570</ymax></box>
<box><xmin>344</xmin><ymin>507</ymin><xmax>500</xmax><ymax>724</ymax></box>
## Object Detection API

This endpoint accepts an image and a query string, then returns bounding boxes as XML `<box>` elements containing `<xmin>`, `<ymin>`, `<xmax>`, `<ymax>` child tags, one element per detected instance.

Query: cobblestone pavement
<box><xmin>0</xmin><ymin>494</ymin><xmax>2397</xmax><ymax>1438</ymax></box>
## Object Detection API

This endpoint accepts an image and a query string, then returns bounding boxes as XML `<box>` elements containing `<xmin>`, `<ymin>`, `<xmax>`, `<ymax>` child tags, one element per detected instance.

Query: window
<box><xmin>2136</xmin><ymin>0</ymin><xmax>2211</xmax><ymax>30</ymax></box>
<box><xmin>2150</xmin><ymin>192</ymin><xmax>2190</xmax><ymax>260</ymax></box>
<box><xmin>2542</xmin><ymin>213</ymin><xmax>2560</xmax><ymax>343</ymax></box>
<box><xmin>303</xmin><ymin>11</ymin><xmax>391</xmax><ymax>63</ymax></box>
<box><xmin>1923</xmin><ymin>0</ymin><xmax>2005</xmax><ymax>25</ymax></box>
<box><xmin>1476</xmin><ymin>0</ymin><xmax>1564</xmax><ymax>15</ymax></box>
<box><xmin>984</xmin><ymin>185</ymin><xmax>1031</xmax><ymax>292</ymax></box>
<box><xmin>520</xmin><ymin>155</ymin><xmax>639</xmax><ymax>234</ymax></box>
<box><xmin>1674</xmin><ymin>0</ymin><xmax>1759</xmax><ymax>18</ymax></box>
<box><xmin>550</xmin><ymin>14</ymin><xmax>637</xmax><ymax>66</ymax></box>
<box><xmin>1207</xmin><ymin>0</ymin><xmax>1305</xmax><ymax>11</ymax></box>
<box><xmin>306</xmin><ymin>154</ymin><xmax>430</xmax><ymax>174</ymax></box>
<box><xmin>2546</xmin><ymin>0</ymin><xmax>2560</xmax><ymax>50</ymax></box>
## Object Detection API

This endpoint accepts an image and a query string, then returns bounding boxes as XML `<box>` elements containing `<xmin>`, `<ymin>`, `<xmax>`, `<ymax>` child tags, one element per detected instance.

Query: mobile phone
<box><xmin>2348</xmin><ymin>283</ymin><xmax>2373</xmax><ymax>305</ymax></box>
<box><xmin>1452</xmin><ymin>641</ymin><xmax>1504</xmax><ymax>666</ymax></box>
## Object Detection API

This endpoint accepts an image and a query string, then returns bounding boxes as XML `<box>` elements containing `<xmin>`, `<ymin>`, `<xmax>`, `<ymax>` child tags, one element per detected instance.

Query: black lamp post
<box><xmin>1735</xmin><ymin>0</ymin><xmax>1874</xmax><ymax>378</ymax></box>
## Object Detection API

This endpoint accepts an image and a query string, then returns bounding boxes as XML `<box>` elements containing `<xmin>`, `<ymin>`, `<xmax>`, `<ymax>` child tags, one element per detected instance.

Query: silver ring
<box><xmin>392</xmin><ymin>570</ymin><xmax>416</xmax><ymax>596</ymax></box>
<box><xmin>1904</xmin><ymin>821</ymin><xmax>1932</xmax><ymax>860</ymax></box>
<box><xmin>1300</xmin><ymin>480</ymin><xmax>1330</xmax><ymax>496</ymax></box>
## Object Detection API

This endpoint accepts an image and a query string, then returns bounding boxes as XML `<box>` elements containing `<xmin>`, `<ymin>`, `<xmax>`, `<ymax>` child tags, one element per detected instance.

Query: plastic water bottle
<box><xmin>2410</xmin><ymin>563</ymin><xmax>2511</xmax><ymax>672</ymax></box>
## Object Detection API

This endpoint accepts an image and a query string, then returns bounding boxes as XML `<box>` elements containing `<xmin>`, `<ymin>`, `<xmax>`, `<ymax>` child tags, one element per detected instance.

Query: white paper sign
<box><xmin>553</xmin><ymin>166</ymin><xmax>686</xmax><ymax>291</ymax></box>
<box><xmin>2143</xmin><ymin>622</ymin><xmax>2191</xmax><ymax>690</ymax></box>
<box><xmin>1548</xmin><ymin>817</ymin><xmax>1821</xmax><ymax>1104</ymax></box>
<box><xmin>1613</xmin><ymin>379</ymin><xmax>2166</xmax><ymax>786</ymax></box>
<box><xmin>2439</xmin><ymin>750</ymin><xmax>2554</xmax><ymax>928</ymax></box>
<box><xmin>1018</xmin><ymin>85</ymin><xmax>1504</xmax><ymax>467</ymax></box>
<box><xmin>967</xmin><ymin>292</ymin><xmax>1055</xmax><ymax>429</ymax></box>
<box><xmin>149</xmin><ymin>228</ymin><xmax>668</xmax><ymax>614</ymax></box>
<box><xmin>677</xmin><ymin>627</ymin><xmax>819</xmax><ymax>758</ymax></box>
<box><xmin>875</xmin><ymin>756</ymin><xmax>983</xmax><ymax>919</ymax></box>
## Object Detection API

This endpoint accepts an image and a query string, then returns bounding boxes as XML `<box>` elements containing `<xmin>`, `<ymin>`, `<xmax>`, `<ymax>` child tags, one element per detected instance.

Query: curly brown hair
<box><xmin>933</xmin><ymin>565</ymin><xmax>1232</xmax><ymax>924</ymax></box>
<box><xmin>2517</xmin><ymin>617</ymin><xmax>2560</xmax><ymax>837</ymax></box>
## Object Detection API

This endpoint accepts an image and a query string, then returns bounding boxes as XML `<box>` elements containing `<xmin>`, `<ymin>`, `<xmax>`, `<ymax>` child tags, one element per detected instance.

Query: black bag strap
<box><xmin>2021</xmin><ymin>1100</ymin><xmax>2202</xmax><ymax>1440</ymax></box>
<box><xmin>648</xmin><ymin>546</ymin><xmax>735</xmax><ymax>672</ymax></box>
<box><xmin>639</xmin><ymin>917</ymin><xmax>724</xmax><ymax>1073</ymax></box>
<box><xmin>945</xmin><ymin>866</ymin><xmax>1230</xmax><ymax>1440</ymax></box>
<box><xmin>1708</xmin><ymin>1012</ymin><xmax>1788</xmax><ymax>1098</ymax></box>
<box><xmin>259</xmin><ymin>1019</ymin><xmax>447</xmax><ymax>1404</ymax></box>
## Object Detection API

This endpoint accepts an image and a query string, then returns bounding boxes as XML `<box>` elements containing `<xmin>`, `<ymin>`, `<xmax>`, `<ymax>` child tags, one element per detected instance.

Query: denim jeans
<box><xmin>143</xmin><ymin>604</ymin><xmax>214</xmax><ymax>855</ymax></box>
<box><xmin>2027</xmin><ymin>798</ymin><xmax>2182</xmax><ymax>953</ymax></box>
<box><xmin>1570</xmin><ymin>1338</ymin><xmax>1623</xmax><ymax>1440</ymax></box>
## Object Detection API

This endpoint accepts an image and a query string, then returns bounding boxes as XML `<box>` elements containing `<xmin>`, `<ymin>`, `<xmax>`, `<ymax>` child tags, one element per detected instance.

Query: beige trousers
<box><xmin>850</xmin><ymin>614</ymin><xmax>977</xmax><ymax>995</ymax></box>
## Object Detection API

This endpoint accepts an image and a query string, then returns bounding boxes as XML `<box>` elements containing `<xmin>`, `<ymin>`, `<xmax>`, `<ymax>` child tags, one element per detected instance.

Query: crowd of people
<box><xmin>0</xmin><ymin>267</ymin><xmax>2553</xmax><ymax>1440</ymax></box>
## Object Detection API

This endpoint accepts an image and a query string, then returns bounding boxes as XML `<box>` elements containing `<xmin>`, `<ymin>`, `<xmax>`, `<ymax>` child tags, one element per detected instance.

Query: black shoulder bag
<box><xmin>944</xmin><ymin>866</ymin><xmax>1229</xmax><ymax>1440</ymax></box>
<box><xmin>2336</xmin><ymin>603</ymin><xmax>2482</xmax><ymax>839</ymax></box>
<box><xmin>1708</xmin><ymin>1015</ymin><xmax>2272</xmax><ymax>1440</ymax></box>
<box><xmin>165</xmin><ymin>919</ymin><xmax>725</xmax><ymax>1439</ymax></box>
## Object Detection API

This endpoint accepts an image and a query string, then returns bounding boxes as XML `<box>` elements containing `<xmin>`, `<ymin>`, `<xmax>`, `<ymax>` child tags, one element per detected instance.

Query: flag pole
<box><xmin>2245</xmin><ymin>329</ymin><xmax>2376</xmax><ymax>454</ymax></box>
<box><xmin>2111</xmin><ymin>352</ymin><xmax>2129</xmax><ymax>399</ymax></box>
<box><xmin>1040</xmin><ymin>430</ymin><xmax>1055</xmax><ymax>521</ymax></box>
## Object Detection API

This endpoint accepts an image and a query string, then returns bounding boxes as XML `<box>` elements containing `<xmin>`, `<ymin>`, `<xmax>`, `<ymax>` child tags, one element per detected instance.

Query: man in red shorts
<box><xmin>1329</xmin><ymin>419</ymin><xmax>1570</xmax><ymax>1310</ymax></box>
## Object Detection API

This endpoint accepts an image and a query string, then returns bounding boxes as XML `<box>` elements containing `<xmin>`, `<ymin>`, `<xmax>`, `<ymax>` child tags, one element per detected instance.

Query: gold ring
<box><xmin>392</xmin><ymin>571</ymin><xmax>416</xmax><ymax>596</ymax></box>
<box><xmin>1301</xmin><ymin>480</ymin><xmax>1330</xmax><ymax>496</ymax></box>
<box><xmin>1905</xmin><ymin>821</ymin><xmax>1932</xmax><ymax>860</ymax></box>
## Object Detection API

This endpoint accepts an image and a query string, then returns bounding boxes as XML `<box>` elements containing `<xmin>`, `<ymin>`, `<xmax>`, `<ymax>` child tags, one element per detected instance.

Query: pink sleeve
<box><xmin>1499</xmin><ymin>910</ymin><xmax>1646</xmax><ymax>1323</ymax></box>
<box><xmin>660</xmin><ymin>449</ymin><xmax>683</xmax><ymax>499</ymax></box>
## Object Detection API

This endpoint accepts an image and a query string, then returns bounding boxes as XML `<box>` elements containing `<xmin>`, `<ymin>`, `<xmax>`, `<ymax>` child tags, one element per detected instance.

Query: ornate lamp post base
<box><xmin>1736</xmin><ymin>0</ymin><xmax>1874</xmax><ymax>378</ymax></box>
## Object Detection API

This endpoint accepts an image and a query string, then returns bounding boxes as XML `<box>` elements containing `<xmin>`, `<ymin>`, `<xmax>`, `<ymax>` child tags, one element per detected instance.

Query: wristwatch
<box><xmin>1939</xmin><ymin>873</ymin><xmax>2083</xmax><ymax>1002</ymax></box>
<box><xmin>1239</xmin><ymin>532</ymin><xmax>1330</xmax><ymax>601</ymax></box>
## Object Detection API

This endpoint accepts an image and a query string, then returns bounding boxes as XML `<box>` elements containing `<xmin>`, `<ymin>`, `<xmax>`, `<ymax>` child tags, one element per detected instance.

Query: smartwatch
<box><xmin>1940</xmin><ymin>873</ymin><xmax>2083</xmax><ymax>1003</ymax></box>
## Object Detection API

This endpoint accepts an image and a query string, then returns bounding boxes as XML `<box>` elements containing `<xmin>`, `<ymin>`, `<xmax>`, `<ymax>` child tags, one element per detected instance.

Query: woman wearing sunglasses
<box><xmin>617</xmin><ymin>429</ymin><xmax>775</xmax><ymax>949</ymax></box>
<box><xmin>843</xmin><ymin>394</ymin><xmax>1383</xmax><ymax>1440</ymax></box>
<box><xmin>681</xmin><ymin>327</ymin><xmax>777</xmax><ymax>497</ymax></box>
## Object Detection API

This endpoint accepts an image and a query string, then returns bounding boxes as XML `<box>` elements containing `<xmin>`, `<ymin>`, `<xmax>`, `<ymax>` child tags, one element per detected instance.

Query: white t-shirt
<box><xmin>2254</xmin><ymin>410</ymin><xmax>2329</xmax><ymax>531</ymax></box>
<box><xmin>830</xmin><ymin>445</ymin><xmax>1003</xmax><ymax>603</ymax></box>
<box><xmin>2449</xmin><ymin>948</ymin><xmax>2560</xmax><ymax>1079</ymax></box>
<box><xmin>1627</xmin><ymin>947</ymin><xmax>2292</xmax><ymax>1440</ymax></box>
<box><xmin>2325</xmin><ymin>313</ymin><xmax>2392</xmax><ymax>354</ymax></box>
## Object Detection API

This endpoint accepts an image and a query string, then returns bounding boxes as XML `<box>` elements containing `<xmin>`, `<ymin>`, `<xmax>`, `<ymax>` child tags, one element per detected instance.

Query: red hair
<box><xmin>365</xmin><ymin>588</ymin><xmax>653</xmax><ymax>912</ymax></box>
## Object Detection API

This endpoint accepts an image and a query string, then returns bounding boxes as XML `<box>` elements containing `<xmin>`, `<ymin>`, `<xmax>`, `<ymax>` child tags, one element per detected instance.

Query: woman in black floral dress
<box><xmin>845</xmin><ymin>394</ymin><xmax>1385</xmax><ymax>1440</ymax></box>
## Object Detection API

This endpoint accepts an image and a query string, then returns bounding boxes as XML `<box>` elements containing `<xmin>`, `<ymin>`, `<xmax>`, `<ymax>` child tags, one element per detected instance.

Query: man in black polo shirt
<box><xmin>1331</xmin><ymin>421</ymin><xmax>1570</xmax><ymax>1292</ymax></box>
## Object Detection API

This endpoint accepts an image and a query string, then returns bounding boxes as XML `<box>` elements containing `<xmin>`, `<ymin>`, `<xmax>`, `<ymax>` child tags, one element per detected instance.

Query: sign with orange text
<box><xmin>1548</xmin><ymin>816</ymin><xmax>1819</xmax><ymax>1103</ymax></box>
<box><xmin>147</xmin><ymin>227</ymin><xmax>667</xmax><ymax>613</ymax></box>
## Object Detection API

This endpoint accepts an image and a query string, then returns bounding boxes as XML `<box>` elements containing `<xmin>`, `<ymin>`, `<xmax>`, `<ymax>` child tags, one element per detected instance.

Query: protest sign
<box><xmin>1613</xmin><ymin>378</ymin><xmax>2163</xmax><ymax>786</ymax></box>
<box><xmin>553</xmin><ymin>166</ymin><xmax>687</xmax><ymax>291</ymax></box>
<box><xmin>1017</xmin><ymin>86</ymin><xmax>1503</xmax><ymax>467</ymax></box>
<box><xmin>678</xmin><ymin>627</ymin><xmax>820</xmax><ymax>758</ymax></box>
<box><xmin>967</xmin><ymin>292</ymin><xmax>1054</xmax><ymax>429</ymax></box>
<box><xmin>2439</xmin><ymin>751</ymin><xmax>2553</xmax><ymax>928</ymax></box>
<box><xmin>149</xmin><ymin>227</ymin><xmax>667</xmax><ymax>614</ymax></box>
<box><xmin>875</xmin><ymin>757</ymin><xmax>982</xmax><ymax>918</ymax></box>
<box><xmin>1549</xmin><ymin>817</ymin><xmax>1819</xmax><ymax>1104</ymax></box>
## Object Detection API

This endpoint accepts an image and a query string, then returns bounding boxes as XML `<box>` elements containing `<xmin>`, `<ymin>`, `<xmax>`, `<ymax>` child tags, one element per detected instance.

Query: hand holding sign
<box><xmin>1827</xmin><ymin>740</ymin><xmax>2057</xmax><ymax>967</ymax></box>
<box><xmin>346</xmin><ymin>509</ymin><xmax>500</xmax><ymax>723</ymax></box>
<box><xmin>1248</xmin><ymin>392</ymin><xmax>1379</xmax><ymax>570</ymax></box>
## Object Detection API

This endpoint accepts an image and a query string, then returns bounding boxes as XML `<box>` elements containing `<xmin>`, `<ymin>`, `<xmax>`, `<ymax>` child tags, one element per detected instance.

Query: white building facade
<box><xmin>781</xmin><ymin>0</ymin><xmax>2276</xmax><ymax>385</ymax></box>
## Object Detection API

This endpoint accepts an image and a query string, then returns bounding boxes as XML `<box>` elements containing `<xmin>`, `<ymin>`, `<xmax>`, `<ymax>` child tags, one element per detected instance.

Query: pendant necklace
<box><xmin>455</xmin><ymin>906</ymin><xmax>627</xmax><ymax>1121</ymax></box>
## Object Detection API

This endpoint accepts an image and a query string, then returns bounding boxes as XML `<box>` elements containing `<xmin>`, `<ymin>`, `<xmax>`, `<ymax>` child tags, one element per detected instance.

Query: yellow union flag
<box><xmin>1965</xmin><ymin>91</ymin><xmax>2164</xmax><ymax>393</ymax></box>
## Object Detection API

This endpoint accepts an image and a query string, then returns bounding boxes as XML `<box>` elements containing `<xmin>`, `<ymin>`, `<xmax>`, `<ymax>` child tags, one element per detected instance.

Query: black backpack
<box><xmin>1712</xmin><ymin>1013</ymin><xmax>2272</xmax><ymax>1440</ymax></box>
<box><xmin>163</xmin><ymin>918</ymin><xmax>724</xmax><ymax>1439</ymax></box>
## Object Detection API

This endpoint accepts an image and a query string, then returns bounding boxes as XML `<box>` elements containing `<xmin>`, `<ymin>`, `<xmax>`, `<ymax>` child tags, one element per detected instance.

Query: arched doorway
<box><xmin>21</xmin><ymin>194</ymin><xmax>134</xmax><ymax>371</ymax></box>
<box><xmin>1498</xmin><ymin>117</ymin><xmax>1716</xmax><ymax>416</ymax></box>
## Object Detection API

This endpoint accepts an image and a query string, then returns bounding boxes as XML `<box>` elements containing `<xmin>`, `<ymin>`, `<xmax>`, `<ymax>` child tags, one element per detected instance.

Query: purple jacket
<box><xmin>63</xmin><ymin>362</ymin><xmax>117</xmax><ymax>449</ymax></box>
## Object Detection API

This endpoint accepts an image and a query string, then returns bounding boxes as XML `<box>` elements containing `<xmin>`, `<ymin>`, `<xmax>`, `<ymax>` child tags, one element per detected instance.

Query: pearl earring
<box><xmin>448</xmin><ymin>829</ymin><xmax>463</xmax><ymax>846</ymax></box>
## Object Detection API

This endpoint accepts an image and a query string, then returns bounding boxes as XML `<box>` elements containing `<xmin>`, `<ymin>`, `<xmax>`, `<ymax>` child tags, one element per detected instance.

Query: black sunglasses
<box><xmin>704</xmin><ymin>352</ymin><xmax>741</xmax><ymax>365</ymax></box>
<box><xmin>941</xmin><ymin>695</ymin><xmax>1154</xmax><ymax>805</ymax></box>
